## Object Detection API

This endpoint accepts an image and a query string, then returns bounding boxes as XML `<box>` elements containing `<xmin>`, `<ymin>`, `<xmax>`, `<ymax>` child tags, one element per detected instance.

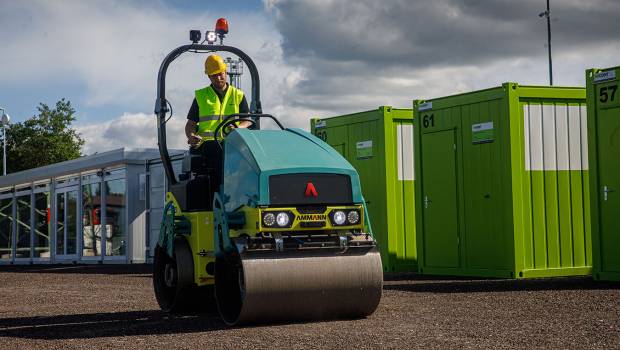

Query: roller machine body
<box><xmin>152</xmin><ymin>28</ymin><xmax>382</xmax><ymax>325</ymax></box>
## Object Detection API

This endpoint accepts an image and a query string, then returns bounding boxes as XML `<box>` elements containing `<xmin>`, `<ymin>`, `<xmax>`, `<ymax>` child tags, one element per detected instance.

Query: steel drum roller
<box><xmin>216</xmin><ymin>249</ymin><xmax>383</xmax><ymax>325</ymax></box>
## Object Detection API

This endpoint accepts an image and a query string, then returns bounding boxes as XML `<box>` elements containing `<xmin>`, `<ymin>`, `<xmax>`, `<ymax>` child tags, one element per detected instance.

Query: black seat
<box><xmin>170</xmin><ymin>176</ymin><xmax>213</xmax><ymax>212</ymax></box>
<box><xmin>173</xmin><ymin>141</ymin><xmax>223</xmax><ymax>212</ymax></box>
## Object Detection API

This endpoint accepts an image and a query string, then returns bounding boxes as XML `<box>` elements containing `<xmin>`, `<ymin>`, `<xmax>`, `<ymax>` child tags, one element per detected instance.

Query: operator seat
<box><xmin>171</xmin><ymin>142</ymin><xmax>223</xmax><ymax>212</ymax></box>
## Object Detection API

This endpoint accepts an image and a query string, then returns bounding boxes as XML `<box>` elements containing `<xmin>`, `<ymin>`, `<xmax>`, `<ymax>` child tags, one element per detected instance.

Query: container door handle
<box><xmin>604</xmin><ymin>185</ymin><xmax>615</xmax><ymax>201</ymax></box>
<box><xmin>424</xmin><ymin>195</ymin><xmax>432</xmax><ymax>208</ymax></box>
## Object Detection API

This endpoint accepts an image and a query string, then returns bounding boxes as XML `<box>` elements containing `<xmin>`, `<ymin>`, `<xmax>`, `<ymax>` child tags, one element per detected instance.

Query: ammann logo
<box><xmin>298</xmin><ymin>214</ymin><xmax>327</xmax><ymax>221</ymax></box>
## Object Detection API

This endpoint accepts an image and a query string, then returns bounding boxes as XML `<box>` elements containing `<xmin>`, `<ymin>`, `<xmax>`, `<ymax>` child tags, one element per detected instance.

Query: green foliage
<box><xmin>2</xmin><ymin>99</ymin><xmax>84</xmax><ymax>174</ymax></box>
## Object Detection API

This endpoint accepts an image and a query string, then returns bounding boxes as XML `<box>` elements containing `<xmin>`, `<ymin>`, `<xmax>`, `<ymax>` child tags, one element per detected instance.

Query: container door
<box><xmin>461</xmin><ymin>106</ymin><xmax>505</xmax><ymax>270</ymax></box>
<box><xmin>421</xmin><ymin>129</ymin><xmax>459</xmax><ymax>268</ymax></box>
<box><xmin>596</xmin><ymin>83</ymin><xmax>620</xmax><ymax>272</ymax></box>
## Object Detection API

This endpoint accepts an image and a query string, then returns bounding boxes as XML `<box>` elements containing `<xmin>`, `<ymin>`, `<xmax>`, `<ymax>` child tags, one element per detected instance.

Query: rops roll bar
<box><xmin>154</xmin><ymin>44</ymin><xmax>262</xmax><ymax>185</ymax></box>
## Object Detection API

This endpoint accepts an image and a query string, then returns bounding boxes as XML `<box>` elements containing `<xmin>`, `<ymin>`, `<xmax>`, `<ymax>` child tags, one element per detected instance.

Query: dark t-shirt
<box><xmin>187</xmin><ymin>85</ymin><xmax>249</xmax><ymax>122</ymax></box>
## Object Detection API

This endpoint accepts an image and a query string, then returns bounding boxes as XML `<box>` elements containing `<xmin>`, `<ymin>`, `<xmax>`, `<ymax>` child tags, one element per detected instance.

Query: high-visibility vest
<box><xmin>195</xmin><ymin>85</ymin><xmax>244</xmax><ymax>140</ymax></box>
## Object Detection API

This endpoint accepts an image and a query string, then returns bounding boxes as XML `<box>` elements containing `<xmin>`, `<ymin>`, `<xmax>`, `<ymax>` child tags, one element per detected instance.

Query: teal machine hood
<box><xmin>222</xmin><ymin>128</ymin><xmax>364</xmax><ymax>211</ymax></box>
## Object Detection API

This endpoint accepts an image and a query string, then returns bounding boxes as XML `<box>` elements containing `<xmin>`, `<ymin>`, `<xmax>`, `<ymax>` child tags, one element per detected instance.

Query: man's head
<box><xmin>205</xmin><ymin>54</ymin><xmax>227</xmax><ymax>91</ymax></box>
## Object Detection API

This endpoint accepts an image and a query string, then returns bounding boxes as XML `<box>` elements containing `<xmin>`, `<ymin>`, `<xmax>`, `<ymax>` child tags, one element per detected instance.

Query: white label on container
<box><xmin>314</xmin><ymin>120</ymin><xmax>326</xmax><ymax>128</ymax></box>
<box><xmin>594</xmin><ymin>70</ymin><xmax>616</xmax><ymax>83</ymax></box>
<box><xmin>356</xmin><ymin>140</ymin><xmax>373</xmax><ymax>159</ymax></box>
<box><xmin>472</xmin><ymin>122</ymin><xmax>494</xmax><ymax>144</ymax></box>
<box><xmin>418</xmin><ymin>102</ymin><xmax>433</xmax><ymax>111</ymax></box>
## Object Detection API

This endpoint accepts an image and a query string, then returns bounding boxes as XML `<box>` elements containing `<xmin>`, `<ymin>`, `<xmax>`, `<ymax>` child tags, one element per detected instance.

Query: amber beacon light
<box><xmin>215</xmin><ymin>18</ymin><xmax>229</xmax><ymax>35</ymax></box>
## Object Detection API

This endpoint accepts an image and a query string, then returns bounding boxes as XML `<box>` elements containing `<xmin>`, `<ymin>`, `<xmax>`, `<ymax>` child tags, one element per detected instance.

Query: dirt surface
<box><xmin>0</xmin><ymin>265</ymin><xmax>618</xmax><ymax>349</ymax></box>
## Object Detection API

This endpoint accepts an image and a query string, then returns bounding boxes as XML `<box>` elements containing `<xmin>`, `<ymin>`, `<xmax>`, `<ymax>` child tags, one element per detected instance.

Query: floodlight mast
<box><xmin>154</xmin><ymin>43</ymin><xmax>262</xmax><ymax>186</ymax></box>
<box><xmin>539</xmin><ymin>0</ymin><xmax>553</xmax><ymax>85</ymax></box>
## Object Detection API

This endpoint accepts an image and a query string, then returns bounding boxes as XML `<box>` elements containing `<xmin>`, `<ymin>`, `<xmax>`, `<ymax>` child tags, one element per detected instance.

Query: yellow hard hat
<box><xmin>205</xmin><ymin>54</ymin><xmax>227</xmax><ymax>76</ymax></box>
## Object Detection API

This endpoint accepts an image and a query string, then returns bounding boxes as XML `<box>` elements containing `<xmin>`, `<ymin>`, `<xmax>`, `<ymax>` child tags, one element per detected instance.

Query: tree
<box><xmin>2</xmin><ymin>99</ymin><xmax>84</xmax><ymax>174</ymax></box>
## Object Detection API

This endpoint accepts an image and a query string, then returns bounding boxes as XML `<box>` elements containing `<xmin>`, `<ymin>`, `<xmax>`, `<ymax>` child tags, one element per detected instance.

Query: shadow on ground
<box><xmin>0</xmin><ymin>264</ymin><xmax>151</xmax><ymax>275</ymax></box>
<box><xmin>0</xmin><ymin>310</ymin><xmax>228</xmax><ymax>339</ymax></box>
<box><xmin>384</xmin><ymin>277</ymin><xmax>620</xmax><ymax>294</ymax></box>
<box><xmin>383</xmin><ymin>272</ymin><xmax>483</xmax><ymax>282</ymax></box>
<box><xmin>0</xmin><ymin>309</ymin><xmax>361</xmax><ymax>340</ymax></box>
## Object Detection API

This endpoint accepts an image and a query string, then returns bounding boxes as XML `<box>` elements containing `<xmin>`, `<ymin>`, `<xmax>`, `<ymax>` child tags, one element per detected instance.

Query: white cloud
<box><xmin>76</xmin><ymin>113</ymin><xmax>186</xmax><ymax>155</ymax></box>
<box><xmin>1</xmin><ymin>1</ymin><xmax>307</xmax><ymax>126</ymax></box>
<box><xmin>1</xmin><ymin>2</ymin><xmax>173</xmax><ymax>105</ymax></box>
<box><xmin>0</xmin><ymin>0</ymin><xmax>309</xmax><ymax>152</ymax></box>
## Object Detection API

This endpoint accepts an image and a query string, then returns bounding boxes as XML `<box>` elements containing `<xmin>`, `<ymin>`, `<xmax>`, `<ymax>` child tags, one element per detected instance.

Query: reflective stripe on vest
<box><xmin>198</xmin><ymin>115</ymin><xmax>221</xmax><ymax>122</ymax></box>
<box><xmin>195</xmin><ymin>85</ymin><xmax>244</xmax><ymax>140</ymax></box>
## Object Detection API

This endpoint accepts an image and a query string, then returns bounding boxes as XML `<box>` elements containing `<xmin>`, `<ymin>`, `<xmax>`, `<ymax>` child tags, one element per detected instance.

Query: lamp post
<box><xmin>225</xmin><ymin>56</ymin><xmax>243</xmax><ymax>88</ymax></box>
<box><xmin>539</xmin><ymin>0</ymin><xmax>553</xmax><ymax>85</ymax></box>
<box><xmin>0</xmin><ymin>108</ymin><xmax>10</xmax><ymax>176</ymax></box>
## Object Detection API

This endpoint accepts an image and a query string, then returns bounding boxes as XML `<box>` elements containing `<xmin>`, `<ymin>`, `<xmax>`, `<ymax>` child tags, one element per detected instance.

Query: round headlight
<box><xmin>347</xmin><ymin>210</ymin><xmax>360</xmax><ymax>224</ymax></box>
<box><xmin>333</xmin><ymin>211</ymin><xmax>346</xmax><ymax>225</ymax></box>
<box><xmin>263</xmin><ymin>213</ymin><xmax>276</xmax><ymax>227</ymax></box>
<box><xmin>276</xmin><ymin>212</ymin><xmax>290</xmax><ymax>227</ymax></box>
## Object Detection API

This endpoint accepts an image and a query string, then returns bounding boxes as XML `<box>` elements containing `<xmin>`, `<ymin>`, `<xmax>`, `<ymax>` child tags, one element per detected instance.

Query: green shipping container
<box><xmin>414</xmin><ymin>83</ymin><xmax>592</xmax><ymax>278</ymax></box>
<box><xmin>586</xmin><ymin>66</ymin><xmax>620</xmax><ymax>282</ymax></box>
<box><xmin>311</xmin><ymin>107</ymin><xmax>417</xmax><ymax>272</ymax></box>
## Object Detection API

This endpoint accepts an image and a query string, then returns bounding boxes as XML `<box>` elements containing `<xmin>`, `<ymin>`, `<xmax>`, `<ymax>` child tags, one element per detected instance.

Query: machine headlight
<box><xmin>276</xmin><ymin>212</ymin><xmax>290</xmax><ymax>227</ymax></box>
<box><xmin>206</xmin><ymin>30</ymin><xmax>217</xmax><ymax>44</ymax></box>
<box><xmin>347</xmin><ymin>210</ymin><xmax>360</xmax><ymax>224</ymax></box>
<box><xmin>263</xmin><ymin>213</ymin><xmax>276</xmax><ymax>227</ymax></box>
<box><xmin>333</xmin><ymin>211</ymin><xmax>347</xmax><ymax>225</ymax></box>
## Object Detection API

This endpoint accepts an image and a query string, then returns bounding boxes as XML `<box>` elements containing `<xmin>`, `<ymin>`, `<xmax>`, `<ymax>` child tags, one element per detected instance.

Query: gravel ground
<box><xmin>0</xmin><ymin>265</ymin><xmax>618</xmax><ymax>349</ymax></box>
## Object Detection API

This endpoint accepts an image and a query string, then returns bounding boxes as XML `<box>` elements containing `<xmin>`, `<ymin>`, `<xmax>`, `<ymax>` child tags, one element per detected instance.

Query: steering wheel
<box><xmin>214</xmin><ymin>117</ymin><xmax>257</xmax><ymax>144</ymax></box>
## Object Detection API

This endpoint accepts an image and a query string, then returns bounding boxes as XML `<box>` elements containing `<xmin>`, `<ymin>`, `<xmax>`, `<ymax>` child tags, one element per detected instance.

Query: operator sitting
<box><xmin>185</xmin><ymin>54</ymin><xmax>251</xmax><ymax>186</ymax></box>
<box><xmin>185</xmin><ymin>54</ymin><xmax>250</xmax><ymax>146</ymax></box>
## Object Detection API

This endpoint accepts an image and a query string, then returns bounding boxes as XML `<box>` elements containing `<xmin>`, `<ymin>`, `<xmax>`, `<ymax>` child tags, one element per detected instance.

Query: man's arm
<box><xmin>239</xmin><ymin>95</ymin><xmax>249</xmax><ymax>113</ymax></box>
<box><xmin>237</xmin><ymin>94</ymin><xmax>252</xmax><ymax>128</ymax></box>
<box><xmin>185</xmin><ymin>120</ymin><xmax>201</xmax><ymax>146</ymax></box>
<box><xmin>186</xmin><ymin>98</ymin><xmax>201</xmax><ymax>146</ymax></box>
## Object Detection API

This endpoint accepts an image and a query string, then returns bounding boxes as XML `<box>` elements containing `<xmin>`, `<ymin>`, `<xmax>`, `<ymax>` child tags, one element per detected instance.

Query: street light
<box><xmin>539</xmin><ymin>0</ymin><xmax>553</xmax><ymax>85</ymax></box>
<box><xmin>0</xmin><ymin>108</ymin><xmax>10</xmax><ymax>176</ymax></box>
<box><xmin>224</xmin><ymin>56</ymin><xmax>244</xmax><ymax>88</ymax></box>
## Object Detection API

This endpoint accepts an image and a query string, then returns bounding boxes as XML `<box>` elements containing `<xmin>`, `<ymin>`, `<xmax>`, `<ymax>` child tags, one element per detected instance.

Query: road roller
<box><xmin>152</xmin><ymin>20</ymin><xmax>382</xmax><ymax>325</ymax></box>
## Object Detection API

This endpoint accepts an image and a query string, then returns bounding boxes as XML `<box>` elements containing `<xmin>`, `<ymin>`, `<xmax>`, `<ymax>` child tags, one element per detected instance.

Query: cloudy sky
<box><xmin>1</xmin><ymin>0</ymin><xmax>619</xmax><ymax>154</ymax></box>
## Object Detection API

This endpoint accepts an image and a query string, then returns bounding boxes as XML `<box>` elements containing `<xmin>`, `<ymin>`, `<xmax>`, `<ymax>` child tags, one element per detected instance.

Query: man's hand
<box><xmin>224</xmin><ymin>120</ymin><xmax>252</xmax><ymax>134</ymax></box>
<box><xmin>237</xmin><ymin>120</ymin><xmax>253</xmax><ymax>128</ymax></box>
<box><xmin>188</xmin><ymin>133</ymin><xmax>202</xmax><ymax>146</ymax></box>
<box><xmin>185</xmin><ymin>120</ymin><xmax>201</xmax><ymax>147</ymax></box>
